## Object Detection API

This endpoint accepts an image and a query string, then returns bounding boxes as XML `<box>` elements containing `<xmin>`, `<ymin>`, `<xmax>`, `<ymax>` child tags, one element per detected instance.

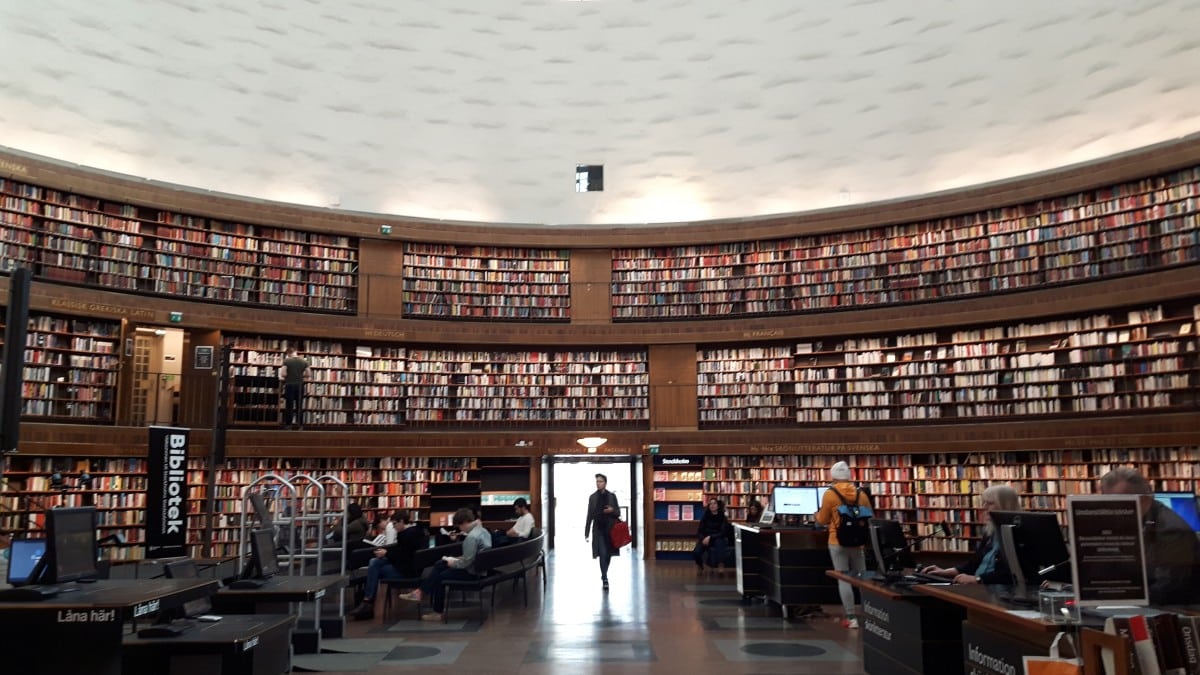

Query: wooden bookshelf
<box><xmin>0</xmin><ymin>177</ymin><xmax>357</xmax><ymax>313</ymax></box>
<box><xmin>0</xmin><ymin>456</ymin><xmax>148</xmax><ymax>560</ymax></box>
<box><xmin>647</xmin><ymin>447</ymin><xmax>1199</xmax><ymax>554</ymax></box>
<box><xmin>612</xmin><ymin>165</ymin><xmax>1200</xmax><ymax>321</ymax></box>
<box><xmin>0</xmin><ymin>312</ymin><xmax>122</xmax><ymax>422</ymax></box>
<box><xmin>405</xmin><ymin>347</ymin><xmax>649</xmax><ymax>427</ymax></box>
<box><xmin>790</xmin><ymin>301</ymin><xmax>1199</xmax><ymax>424</ymax></box>
<box><xmin>402</xmin><ymin>243</ymin><xmax>570</xmax><ymax>322</ymax></box>
<box><xmin>651</xmin><ymin>456</ymin><xmax>705</xmax><ymax>559</ymax></box>
<box><xmin>697</xmin><ymin>345</ymin><xmax>793</xmax><ymax>427</ymax></box>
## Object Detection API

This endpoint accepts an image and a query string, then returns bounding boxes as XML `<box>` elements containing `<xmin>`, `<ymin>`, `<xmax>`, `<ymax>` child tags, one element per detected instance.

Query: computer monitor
<box><xmin>42</xmin><ymin>506</ymin><xmax>99</xmax><ymax>583</ymax></box>
<box><xmin>869</xmin><ymin>518</ymin><xmax>915</xmax><ymax>575</ymax></box>
<box><xmin>772</xmin><ymin>486</ymin><xmax>822</xmax><ymax>516</ymax></box>
<box><xmin>1154</xmin><ymin>492</ymin><xmax>1200</xmax><ymax>531</ymax></box>
<box><xmin>246</xmin><ymin>528</ymin><xmax>280</xmax><ymax>580</ymax></box>
<box><xmin>6</xmin><ymin>539</ymin><xmax>46</xmax><ymax>586</ymax></box>
<box><xmin>248</xmin><ymin>490</ymin><xmax>274</xmax><ymax>531</ymax></box>
<box><xmin>990</xmin><ymin>511</ymin><xmax>1072</xmax><ymax>591</ymax></box>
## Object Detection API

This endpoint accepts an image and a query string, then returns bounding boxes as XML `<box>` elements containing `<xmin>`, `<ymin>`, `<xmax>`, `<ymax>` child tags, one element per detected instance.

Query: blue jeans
<box><xmin>419</xmin><ymin>560</ymin><xmax>478</xmax><ymax>613</ymax></box>
<box><xmin>364</xmin><ymin>557</ymin><xmax>401</xmax><ymax>601</ymax></box>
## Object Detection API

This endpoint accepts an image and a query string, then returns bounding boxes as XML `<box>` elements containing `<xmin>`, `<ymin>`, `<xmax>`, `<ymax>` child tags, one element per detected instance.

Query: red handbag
<box><xmin>609</xmin><ymin>519</ymin><xmax>632</xmax><ymax>548</ymax></box>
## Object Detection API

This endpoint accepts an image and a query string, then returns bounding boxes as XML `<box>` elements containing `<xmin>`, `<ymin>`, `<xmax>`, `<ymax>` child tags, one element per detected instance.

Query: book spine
<box><xmin>1131</xmin><ymin>614</ymin><xmax>1165</xmax><ymax>675</ymax></box>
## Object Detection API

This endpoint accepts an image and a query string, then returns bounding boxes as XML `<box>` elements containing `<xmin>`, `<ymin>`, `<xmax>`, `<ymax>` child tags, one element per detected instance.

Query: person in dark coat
<box><xmin>585</xmin><ymin>473</ymin><xmax>620</xmax><ymax>591</ymax></box>
<box><xmin>693</xmin><ymin>498</ymin><xmax>730</xmax><ymax>572</ymax></box>
<box><xmin>349</xmin><ymin>512</ymin><xmax>428</xmax><ymax>619</ymax></box>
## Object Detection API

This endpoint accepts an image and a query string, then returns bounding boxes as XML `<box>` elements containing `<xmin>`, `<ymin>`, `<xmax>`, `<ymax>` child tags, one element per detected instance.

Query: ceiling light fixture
<box><xmin>576</xmin><ymin>437</ymin><xmax>608</xmax><ymax>453</ymax></box>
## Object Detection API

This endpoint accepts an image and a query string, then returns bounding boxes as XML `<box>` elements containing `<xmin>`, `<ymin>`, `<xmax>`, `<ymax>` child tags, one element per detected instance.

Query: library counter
<box><xmin>732</xmin><ymin>523</ymin><xmax>839</xmax><ymax>615</ymax></box>
<box><xmin>122</xmin><ymin>613</ymin><xmax>294</xmax><ymax>675</ymax></box>
<box><xmin>828</xmin><ymin>571</ymin><xmax>966</xmax><ymax>675</ymax></box>
<box><xmin>0</xmin><ymin>579</ymin><xmax>218</xmax><ymax>675</ymax></box>
<box><xmin>213</xmin><ymin>574</ymin><xmax>348</xmax><ymax>654</ymax></box>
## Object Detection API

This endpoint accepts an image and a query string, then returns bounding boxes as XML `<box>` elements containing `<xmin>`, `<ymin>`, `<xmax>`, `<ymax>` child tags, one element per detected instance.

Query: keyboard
<box><xmin>906</xmin><ymin>572</ymin><xmax>951</xmax><ymax>584</ymax></box>
<box><xmin>227</xmin><ymin>579</ymin><xmax>267</xmax><ymax>590</ymax></box>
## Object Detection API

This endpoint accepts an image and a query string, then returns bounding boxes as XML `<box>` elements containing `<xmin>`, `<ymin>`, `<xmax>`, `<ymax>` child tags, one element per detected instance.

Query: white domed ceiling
<box><xmin>1</xmin><ymin>0</ymin><xmax>1198</xmax><ymax>226</ymax></box>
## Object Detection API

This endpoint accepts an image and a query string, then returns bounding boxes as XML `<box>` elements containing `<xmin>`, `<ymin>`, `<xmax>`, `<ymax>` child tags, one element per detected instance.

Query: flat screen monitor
<box><xmin>1154</xmin><ymin>492</ymin><xmax>1200</xmax><ymax>531</ymax></box>
<box><xmin>6</xmin><ymin>538</ymin><xmax>45</xmax><ymax>586</ymax></box>
<box><xmin>44</xmin><ymin>506</ymin><xmax>99</xmax><ymax>583</ymax></box>
<box><xmin>248</xmin><ymin>528</ymin><xmax>280</xmax><ymax>579</ymax></box>
<box><xmin>869</xmin><ymin>518</ymin><xmax>915</xmax><ymax>575</ymax></box>
<box><xmin>248</xmin><ymin>490</ymin><xmax>274</xmax><ymax>530</ymax></box>
<box><xmin>772</xmin><ymin>486</ymin><xmax>822</xmax><ymax>516</ymax></box>
<box><xmin>990</xmin><ymin>511</ymin><xmax>1072</xmax><ymax>585</ymax></box>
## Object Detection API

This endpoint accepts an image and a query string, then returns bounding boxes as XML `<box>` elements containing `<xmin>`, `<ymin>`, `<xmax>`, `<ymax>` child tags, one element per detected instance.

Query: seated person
<box><xmin>921</xmin><ymin>484</ymin><xmax>1019</xmax><ymax>585</ymax></box>
<box><xmin>745</xmin><ymin>498</ymin><xmax>764</xmax><ymax>523</ymax></box>
<box><xmin>1099</xmin><ymin>467</ymin><xmax>1200</xmax><ymax>605</ymax></box>
<box><xmin>491</xmin><ymin>498</ymin><xmax>535</xmax><ymax>547</ymax></box>
<box><xmin>349</xmin><ymin>511</ymin><xmax>403</xmax><ymax>570</ymax></box>
<box><xmin>349</xmin><ymin>512</ymin><xmax>427</xmax><ymax>619</ymax></box>
<box><xmin>327</xmin><ymin>502</ymin><xmax>370</xmax><ymax>546</ymax></box>
<box><xmin>693</xmin><ymin>498</ymin><xmax>730</xmax><ymax>572</ymax></box>
<box><xmin>399</xmin><ymin>507</ymin><xmax>493</xmax><ymax>622</ymax></box>
<box><xmin>436</xmin><ymin>506</ymin><xmax>482</xmax><ymax>545</ymax></box>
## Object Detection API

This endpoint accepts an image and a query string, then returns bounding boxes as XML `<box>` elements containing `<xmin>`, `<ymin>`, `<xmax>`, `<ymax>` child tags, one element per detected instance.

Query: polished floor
<box><xmin>301</xmin><ymin>546</ymin><xmax>867</xmax><ymax>674</ymax></box>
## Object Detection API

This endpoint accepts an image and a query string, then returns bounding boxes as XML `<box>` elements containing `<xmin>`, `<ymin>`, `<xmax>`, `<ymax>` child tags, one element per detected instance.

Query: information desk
<box><xmin>122</xmin><ymin>614</ymin><xmax>294</xmax><ymax>675</ymax></box>
<box><xmin>827</xmin><ymin>571</ymin><xmax>966</xmax><ymax>675</ymax></box>
<box><xmin>732</xmin><ymin>523</ymin><xmax>839</xmax><ymax>615</ymax></box>
<box><xmin>914</xmin><ymin>584</ymin><xmax>1089</xmax><ymax>675</ymax></box>
<box><xmin>0</xmin><ymin>579</ymin><xmax>217</xmax><ymax>675</ymax></box>
<box><xmin>213</xmin><ymin>574</ymin><xmax>347</xmax><ymax>654</ymax></box>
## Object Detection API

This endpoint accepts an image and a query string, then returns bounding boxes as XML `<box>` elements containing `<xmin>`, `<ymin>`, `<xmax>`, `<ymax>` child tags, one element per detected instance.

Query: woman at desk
<box><xmin>745</xmin><ymin>498</ymin><xmax>764</xmax><ymax>523</ymax></box>
<box><xmin>921</xmin><ymin>484</ymin><xmax>1019</xmax><ymax>584</ymax></box>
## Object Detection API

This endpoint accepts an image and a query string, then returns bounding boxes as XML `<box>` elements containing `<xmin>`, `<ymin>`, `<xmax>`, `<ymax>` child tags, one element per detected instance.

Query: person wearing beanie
<box><xmin>815</xmin><ymin>460</ymin><xmax>872</xmax><ymax>629</ymax></box>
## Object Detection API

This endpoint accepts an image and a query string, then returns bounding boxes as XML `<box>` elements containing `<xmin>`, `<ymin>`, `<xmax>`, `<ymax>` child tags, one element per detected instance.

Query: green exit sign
<box><xmin>169</xmin><ymin>312</ymin><xmax>183</xmax><ymax>323</ymax></box>
<box><xmin>648</xmin><ymin>444</ymin><xmax>660</xmax><ymax>454</ymax></box>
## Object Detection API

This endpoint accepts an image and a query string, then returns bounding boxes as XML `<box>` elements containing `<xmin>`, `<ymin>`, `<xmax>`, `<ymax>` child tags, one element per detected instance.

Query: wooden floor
<box><xmin>302</xmin><ymin>547</ymin><xmax>867</xmax><ymax>674</ymax></box>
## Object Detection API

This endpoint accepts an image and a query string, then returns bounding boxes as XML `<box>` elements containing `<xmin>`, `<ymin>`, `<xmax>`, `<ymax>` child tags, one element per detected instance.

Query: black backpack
<box><xmin>831</xmin><ymin>487</ymin><xmax>874</xmax><ymax>547</ymax></box>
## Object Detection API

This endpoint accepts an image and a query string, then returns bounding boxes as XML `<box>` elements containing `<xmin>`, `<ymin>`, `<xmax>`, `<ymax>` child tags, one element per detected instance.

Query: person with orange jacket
<box><xmin>815</xmin><ymin>461</ymin><xmax>873</xmax><ymax>629</ymax></box>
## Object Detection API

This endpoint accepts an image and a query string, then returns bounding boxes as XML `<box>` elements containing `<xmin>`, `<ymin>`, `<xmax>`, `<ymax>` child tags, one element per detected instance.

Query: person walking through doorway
<box><xmin>585</xmin><ymin>473</ymin><xmax>620</xmax><ymax>591</ymax></box>
<box><xmin>280</xmin><ymin>349</ymin><xmax>309</xmax><ymax>429</ymax></box>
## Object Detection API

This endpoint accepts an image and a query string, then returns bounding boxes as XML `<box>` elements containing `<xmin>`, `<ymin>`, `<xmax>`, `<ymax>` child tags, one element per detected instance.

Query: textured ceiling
<box><xmin>1</xmin><ymin>0</ymin><xmax>1198</xmax><ymax>227</ymax></box>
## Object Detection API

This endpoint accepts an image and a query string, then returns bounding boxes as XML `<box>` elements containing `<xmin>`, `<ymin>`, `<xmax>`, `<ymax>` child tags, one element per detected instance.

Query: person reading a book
<box><xmin>1099</xmin><ymin>467</ymin><xmax>1200</xmax><ymax>605</ymax></box>
<box><xmin>921</xmin><ymin>484</ymin><xmax>1019</xmax><ymax>585</ymax></box>
<box><xmin>399</xmin><ymin>507</ymin><xmax>492</xmax><ymax>622</ymax></box>
<box><xmin>349</xmin><ymin>512</ymin><xmax>427</xmax><ymax>619</ymax></box>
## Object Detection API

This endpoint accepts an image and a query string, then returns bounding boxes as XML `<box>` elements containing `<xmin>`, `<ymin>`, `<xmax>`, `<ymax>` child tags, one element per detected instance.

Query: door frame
<box><xmin>544</xmin><ymin>455</ymin><xmax>641</xmax><ymax>552</ymax></box>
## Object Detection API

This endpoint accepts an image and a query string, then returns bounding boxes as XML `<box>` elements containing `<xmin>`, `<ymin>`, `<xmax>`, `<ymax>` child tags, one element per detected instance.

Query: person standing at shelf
<box><xmin>280</xmin><ymin>348</ymin><xmax>309</xmax><ymax>430</ymax></box>
<box><xmin>1098</xmin><ymin>467</ymin><xmax>1200</xmax><ymax>605</ymax></box>
<box><xmin>920</xmin><ymin>484</ymin><xmax>1019</xmax><ymax>585</ymax></box>
<box><xmin>585</xmin><ymin>473</ymin><xmax>620</xmax><ymax>591</ymax></box>
<box><xmin>693</xmin><ymin>498</ymin><xmax>731</xmax><ymax>573</ymax></box>
<box><xmin>815</xmin><ymin>461</ymin><xmax>873</xmax><ymax>629</ymax></box>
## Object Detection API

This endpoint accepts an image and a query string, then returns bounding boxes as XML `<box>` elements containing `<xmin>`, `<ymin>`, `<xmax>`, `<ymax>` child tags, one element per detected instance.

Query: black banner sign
<box><xmin>146</xmin><ymin>426</ymin><xmax>189</xmax><ymax>558</ymax></box>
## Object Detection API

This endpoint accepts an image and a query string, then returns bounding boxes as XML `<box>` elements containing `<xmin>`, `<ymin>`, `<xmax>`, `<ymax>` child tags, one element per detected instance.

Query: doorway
<box><xmin>130</xmin><ymin>327</ymin><xmax>185</xmax><ymax>426</ymax></box>
<box><xmin>545</xmin><ymin>457</ymin><xmax>644</xmax><ymax>559</ymax></box>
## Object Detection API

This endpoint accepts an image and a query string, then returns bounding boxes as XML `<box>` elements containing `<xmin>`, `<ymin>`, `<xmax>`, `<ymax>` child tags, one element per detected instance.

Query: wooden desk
<box><xmin>214</xmin><ymin>575</ymin><xmax>346</xmax><ymax>654</ymax></box>
<box><xmin>828</xmin><ymin>571</ymin><xmax>966</xmax><ymax>675</ymax></box>
<box><xmin>123</xmin><ymin>614</ymin><xmax>294</xmax><ymax>675</ymax></box>
<box><xmin>732</xmin><ymin>523</ymin><xmax>839</xmax><ymax>615</ymax></box>
<box><xmin>0</xmin><ymin>579</ymin><xmax>217</xmax><ymax>675</ymax></box>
